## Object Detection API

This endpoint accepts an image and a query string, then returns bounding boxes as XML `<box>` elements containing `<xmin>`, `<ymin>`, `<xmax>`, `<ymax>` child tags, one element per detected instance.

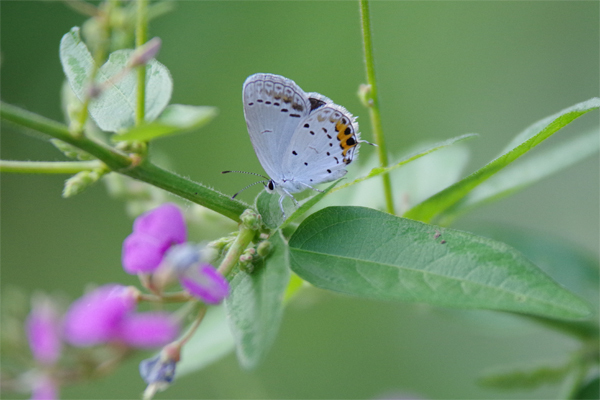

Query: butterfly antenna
<box><xmin>231</xmin><ymin>180</ymin><xmax>269</xmax><ymax>199</ymax></box>
<box><xmin>222</xmin><ymin>170</ymin><xmax>269</xmax><ymax>180</ymax></box>
<box><xmin>359</xmin><ymin>139</ymin><xmax>377</xmax><ymax>146</ymax></box>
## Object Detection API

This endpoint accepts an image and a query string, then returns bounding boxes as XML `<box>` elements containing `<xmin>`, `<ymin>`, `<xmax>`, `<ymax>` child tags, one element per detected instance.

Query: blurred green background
<box><xmin>1</xmin><ymin>1</ymin><xmax>598</xmax><ymax>399</ymax></box>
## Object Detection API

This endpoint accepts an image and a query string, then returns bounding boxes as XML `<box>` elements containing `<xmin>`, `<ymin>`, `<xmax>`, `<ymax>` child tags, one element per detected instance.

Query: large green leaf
<box><xmin>442</xmin><ymin>128</ymin><xmax>599</xmax><ymax>223</ymax></box>
<box><xmin>225</xmin><ymin>231</ymin><xmax>291</xmax><ymax>369</ymax></box>
<box><xmin>175</xmin><ymin>305</ymin><xmax>235</xmax><ymax>377</ymax></box>
<box><xmin>113</xmin><ymin>104</ymin><xmax>218</xmax><ymax>142</ymax></box>
<box><xmin>60</xmin><ymin>27</ymin><xmax>172</xmax><ymax>132</ymax></box>
<box><xmin>289</xmin><ymin>207</ymin><xmax>591</xmax><ymax>319</ymax></box>
<box><xmin>404</xmin><ymin>98</ymin><xmax>600</xmax><ymax>223</ymax></box>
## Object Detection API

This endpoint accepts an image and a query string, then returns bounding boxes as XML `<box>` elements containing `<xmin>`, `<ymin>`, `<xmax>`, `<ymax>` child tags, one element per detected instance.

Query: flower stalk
<box><xmin>359</xmin><ymin>0</ymin><xmax>395</xmax><ymax>215</ymax></box>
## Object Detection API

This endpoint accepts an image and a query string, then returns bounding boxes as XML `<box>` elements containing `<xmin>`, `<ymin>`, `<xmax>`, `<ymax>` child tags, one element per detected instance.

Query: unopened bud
<box><xmin>358</xmin><ymin>84</ymin><xmax>374</xmax><ymax>108</ymax></box>
<box><xmin>62</xmin><ymin>168</ymin><xmax>106</xmax><ymax>198</ymax></box>
<box><xmin>86</xmin><ymin>83</ymin><xmax>103</xmax><ymax>99</ymax></box>
<box><xmin>240</xmin><ymin>209</ymin><xmax>261</xmax><ymax>230</ymax></box>
<box><xmin>128</xmin><ymin>37</ymin><xmax>162</xmax><ymax>68</ymax></box>
<box><xmin>257</xmin><ymin>240</ymin><xmax>272</xmax><ymax>257</ymax></box>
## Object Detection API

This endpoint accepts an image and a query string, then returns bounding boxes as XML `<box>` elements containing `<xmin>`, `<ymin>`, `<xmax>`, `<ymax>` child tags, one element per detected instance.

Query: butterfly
<box><xmin>225</xmin><ymin>73</ymin><xmax>365</xmax><ymax>217</ymax></box>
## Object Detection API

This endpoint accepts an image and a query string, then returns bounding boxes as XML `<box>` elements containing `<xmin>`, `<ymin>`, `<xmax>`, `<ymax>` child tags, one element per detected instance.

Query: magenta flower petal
<box><xmin>180</xmin><ymin>264</ymin><xmax>229</xmax><ymax>304</ymax></box>
<box><xmin>133</xmin><ymin>203</ymin><xmax>186</xmax><ymax>245</ymax></box>
<box><xmin>122</xmin><ymin>233</ymin><xmax>169</xmax><ymax>274</ymax></box>
<box><xmin>26</xmin><ymin>300</ymin><xmax>62</xmax><ymax>365</ymax></box>
<box><xmin>118</xmin><ymin>312</ymin><xmax>179</xmax><ymax>348</ymax></box>
<box><xmin>64</xmin><ymin>285</ymin><xmax>136</xmax><ymax>347</ymax></box>
<box><xmin>122</xmin><ymin>203</ymin><xmax>187</xmax><ymax>275</ymax></box>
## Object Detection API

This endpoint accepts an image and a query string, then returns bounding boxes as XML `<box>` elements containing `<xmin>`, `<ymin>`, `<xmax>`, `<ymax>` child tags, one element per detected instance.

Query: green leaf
<box><xmin>472</xmin><ymin>226</ymin><xmax>599</xmax><ymax>310</ymax></box>
<box><xmin>574</xmin><ymin>376</ymin><xmax>600</xmax><ymax>400</ymax></box>
<box><xmin>60</xmin><ymin>27</ymin><xmax>172</xmax><ymax>132</ymax></box>
<box><xmin>288</xmin><ymin>206</ymin><xmax>592</xmax><ymax>319</ymax></box>
<box><xmin>404</xmin><ymin>98</ymin><xmax>600</xmax><ymax>223</ymax></box>
<box><xmin>225</xmin><ymin>231</ymin><xmax>291</xmax><ymax>369</ymax></box>
<box><xmin>479</xmin><ymin>363</ymin><xmax>569</xmax><ymax>389</ymax></box>
<box><xmin>443</xmin><ymin>128</ymin><xmax>600</xmax><ymax>223</ymax></box>
<box><xmin>113</xmin><ymin>104</ymin><xmax>218</xmax><ymax>142</ymax></box>
<box><xmin>330</xmin><ymin>133</ymin><xmax>477</xmax><ymax>195</ymax></box>
<box><xmin>175</xmin><ymin>305</ymin><xmax>235</xmax><ymax>378</ymax></box>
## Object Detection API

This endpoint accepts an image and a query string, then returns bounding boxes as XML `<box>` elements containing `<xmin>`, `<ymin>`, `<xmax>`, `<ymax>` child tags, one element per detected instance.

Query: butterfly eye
<box><xmin>267</xmin><ymin>181</ymin><xmax>275</xmax><ymax>192</ymax></box>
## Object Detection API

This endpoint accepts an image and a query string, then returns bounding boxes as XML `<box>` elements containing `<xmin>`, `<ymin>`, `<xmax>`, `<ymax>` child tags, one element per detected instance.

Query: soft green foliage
<box><xmin>225</xmin><ymin>231</ymin><xmax>290</xmax><ymax>369</ymax></box>
<box><xmin>289</xmin><ymin>206</ymin><xmax>591</xmax><ymax>319</ymax></box>
<box><xmin>442</xmin><ymin>128</ymin><xmax>600</xmax><ymax>222</ymax></box>
<box><xmin>60</xmin><ymin>27</ymin><xmax>172</xmax><ymax>132</ymax></box>
<box><xmin>479</xmin><ymin>363</ymin><xmax>570</xmax><ymax>389</ymax></box>
<box><xmin>114</xmin><ymin>104</ymin><xmax>218</xmax><ymax>142</ymax></box>
<box><xmin>404</xmin><ymin>98</ymin><xmax>600</xmax><ymax>223</ymax></box>
<box><xmin>331</xmin><ymin>133</ymin><xmax>477</xmax><ymax>195</ymax></box>
<box><xmin>255</xmin><ymin>190</ymin><xmax>292</xmax><ymax>229</ymax></box>
<box><xmin>175</xmin><ymin>305</ymin><xmax>234</xmax><ymax>378</ymax></box>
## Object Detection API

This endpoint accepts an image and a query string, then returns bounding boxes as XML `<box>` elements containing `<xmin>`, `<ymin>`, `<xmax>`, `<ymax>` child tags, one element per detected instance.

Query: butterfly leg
<box><xmin>297</xmin><ymin>181</ymin><xmax>324</xmax><ymax>193</ymax></box>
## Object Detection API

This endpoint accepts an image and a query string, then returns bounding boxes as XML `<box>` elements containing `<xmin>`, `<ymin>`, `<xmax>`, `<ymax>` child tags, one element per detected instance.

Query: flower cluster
<box><xmin>122</xmin><ymin>203</ymin><xmax>229</xmax><ymax>304</ymax></box>
<box><xmin>20</xmin><ymin>203</ymin><xmax>231</xmax><ymax>400</ymax></box>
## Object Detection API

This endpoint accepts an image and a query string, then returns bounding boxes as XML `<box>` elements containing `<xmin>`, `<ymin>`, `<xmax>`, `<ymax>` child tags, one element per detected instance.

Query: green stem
<box><xmin>217</xmin><ymin>225</ymin><xmax>256</xmax><ymax>277</ymax></box>
<box><xmin>135</xmin><ymin>0</ymin><xmax>148</xmax><ymax>126</ymax></box>
<box><xmin>359</xmin><ymin>0</ymin><xmax>395</xmax><ymax>215</ymax></box>
<box><xmin>0</xmin><ymin>160</ymin><xmax>103</xmax><ymax>174</ymax></box>
<box><xmin>1</xmin><ymin>102</ymin><xmax>247</xmax><ymax>222</ymax></box>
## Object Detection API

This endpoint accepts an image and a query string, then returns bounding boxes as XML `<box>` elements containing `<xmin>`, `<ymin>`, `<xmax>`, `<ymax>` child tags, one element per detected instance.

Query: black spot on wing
<box><xmin>309</xmin><ymin>97</ymin><xmax>326</xmax><ymax>111</ymax></box>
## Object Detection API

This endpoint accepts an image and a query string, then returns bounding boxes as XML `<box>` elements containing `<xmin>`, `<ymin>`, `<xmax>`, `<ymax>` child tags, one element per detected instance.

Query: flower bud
<box><xmin>62</xmin><ymin>169</ymin><xmax>105</xmax><ymax>198</ymax></box>
<box><xmin>240</xmin><ymin>209</ymin><xmax>261</xmax><ymax>230</ymax></box>
<box><xmin>256</xmin><ymin>240</ymin><xmax>272</xmax><ymax>257</ymax></box>
<box><xmin>358</xmin><ymin>83</ymin><xmax>374</xmax><ymax>108</ymax></box>
<box><xmin>128</xmin><ymin>37</ymin><xmax>162</xmax><ymax>68</ymax></box>
<box><xmin>139</xmin><ymin>350</ymin><xmax>177</xmax><ymax>400</ymax></box>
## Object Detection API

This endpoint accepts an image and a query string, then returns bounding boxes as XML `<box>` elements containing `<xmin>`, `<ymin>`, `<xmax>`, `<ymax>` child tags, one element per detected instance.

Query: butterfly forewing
<box><xmin>243</xmin><ymin>73</ymin><xmax>310</xmax><ymax>180</ymax></box>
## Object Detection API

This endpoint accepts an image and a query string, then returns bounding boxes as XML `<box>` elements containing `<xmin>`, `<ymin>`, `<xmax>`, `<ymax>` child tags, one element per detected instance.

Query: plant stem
<box><xmin>218</xmin><ymin>225</ymin><xmax>256</xmax><ymax>277</ymax></box>
<box><xmin>176</xmin><ymin>305</ymin><xmax>208</xmax><ymax>347</ymax></box>
<box><xmin>0</xmin><ymin>160</ymin><xmax>103</xmax><ymax>174</ymax></box>
<box><xmin>1</xmin><ymin>102</ymin><xmax>247</xmax><ymax>222</ymax></box>
<box><xmin>135</xmin><ymin>0</ymin><xmax>148</xmax><ymax>126</ymax></box>
<box><xmin>359</xmin><ymin>0</ymin><xmax>395</xmax><ymax>215</ymax></box>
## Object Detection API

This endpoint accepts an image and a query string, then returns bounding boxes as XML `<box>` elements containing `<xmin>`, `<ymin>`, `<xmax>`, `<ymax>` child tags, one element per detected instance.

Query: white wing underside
<box><xmin>243</xmin><ymin>73</ymin><xmax>360</xmax><ymax>194</ymax></box>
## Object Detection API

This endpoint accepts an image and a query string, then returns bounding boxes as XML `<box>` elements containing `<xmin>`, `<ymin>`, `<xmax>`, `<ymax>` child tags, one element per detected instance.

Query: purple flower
<box><xmin>119</xmin><ymin>312</ymin><xmax>179</xmax><ymax>348</ymax></box>
<box><xmin>64</xmin><ymin>285</ymin><xmax>136</xmax><ymax>346</ymax></box>
<box><xmin>180</xmin><ymin>264</ymin><xmax>229</xmax><ymax>304</ymax></box>
<box><xmin>26</xmin><ymin>299</ymin><xmax>62</xmax><ymax>365</ymax></box>
<box><xmin>64</xmin><ymin>284</ymin><xmax>179</xmax><ymax>348</ymax></box>
<box><xmin>122</xmin><ymin>203</ymin><xmax>186</xmax><ymax>274</ymax></box>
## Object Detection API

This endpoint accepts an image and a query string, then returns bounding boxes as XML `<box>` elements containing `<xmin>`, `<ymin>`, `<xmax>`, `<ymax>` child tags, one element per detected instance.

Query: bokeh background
<box><xmin>1</xmin><ymin>1</ymin><xmax>598</xmax><ymax>399</ymax></box>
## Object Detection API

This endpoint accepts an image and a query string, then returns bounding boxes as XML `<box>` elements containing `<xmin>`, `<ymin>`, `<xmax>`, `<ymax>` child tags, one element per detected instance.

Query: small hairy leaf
<box><xmin>60</xmin><ymin>27</ymin><xmax>173</xmax><ymax>132</ymax></box>
<box><xmin>114</xmin><ymin>104</ymin><xmax>218</xmax><ymax>141</ymax></box>
<box><xmin>289</xmin><ymin>207</ymin><xmax>592</xmax><ymax>319</ymax></box>
<box><xmin>404</xmin><ymin>98</ymin><xmax>600</xmax><ymax>223</ymax></box>
<box><xmin>175</xmin><ymin>305</ymin><xmax>235</xmax><ymax>377</ymax></box>
<box><xmin>225</xmin><ymin>231</ymin><xmax>291</xmax><ymax>369</ymax></box>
